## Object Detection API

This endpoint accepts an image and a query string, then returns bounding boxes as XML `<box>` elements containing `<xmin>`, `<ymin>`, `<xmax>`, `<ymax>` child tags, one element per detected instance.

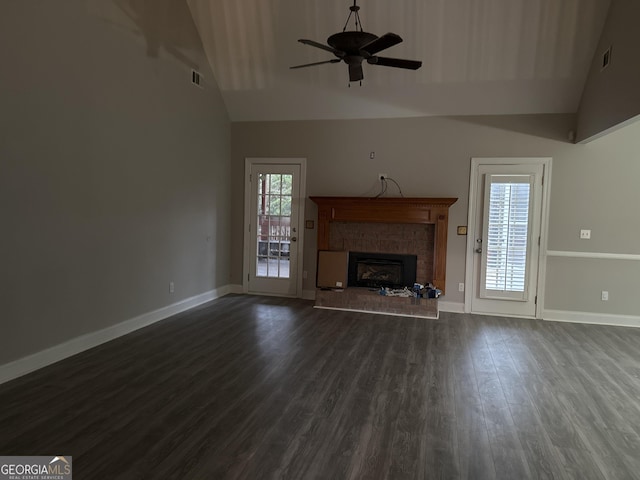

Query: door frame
<box><xmin>243</xmin><ymin>157</ymin><xmax>307</xmax><ymax>297</ymax></box>
<box><xmin>464</xmin><ymin>157</ymin><xmax>552</xmax><ymax>318</ymax></box>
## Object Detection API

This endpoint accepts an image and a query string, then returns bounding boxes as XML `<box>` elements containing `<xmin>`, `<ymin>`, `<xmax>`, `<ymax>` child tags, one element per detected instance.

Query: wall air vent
<box><xmin>191</xmin><ymin>69</ymin><xmax>204</xmax><ymax>88</ymax></box>
<box><xmin>601</xmin><ymin>46</ymin><xmax>612</xmax><ymax>71</ymax></box>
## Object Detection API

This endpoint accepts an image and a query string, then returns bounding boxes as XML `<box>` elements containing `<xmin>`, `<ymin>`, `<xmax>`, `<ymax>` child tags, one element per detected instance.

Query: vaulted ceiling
<box><xmin>186</xmin><ymin>0</ymin><xmax>611</xmax><ymax>122</ymax></box>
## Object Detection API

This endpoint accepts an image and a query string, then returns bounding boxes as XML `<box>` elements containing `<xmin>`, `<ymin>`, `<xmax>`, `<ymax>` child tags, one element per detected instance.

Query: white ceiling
<box><xmin>186</xmin><ymin>0</ymin><xmax>611</xmax><ymax>122</ymax></box>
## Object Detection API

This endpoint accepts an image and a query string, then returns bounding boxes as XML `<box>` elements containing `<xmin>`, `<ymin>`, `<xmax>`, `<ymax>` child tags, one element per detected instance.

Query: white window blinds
<box><xmin>483</xmin><ymin>176</ymin><xmax>532</xmax><ymax>296</ymax></box>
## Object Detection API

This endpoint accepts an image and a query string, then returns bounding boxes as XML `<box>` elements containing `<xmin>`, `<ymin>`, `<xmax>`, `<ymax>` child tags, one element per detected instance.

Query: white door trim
<box><xmin>243</xmin><ymin>157</ymin><xmax>307</xmax><ymax>297</ymax></box>
<box><xmin>464</xmin><ymin>157</ymin><xmax>552</xmax><ymax>318</ymax></box>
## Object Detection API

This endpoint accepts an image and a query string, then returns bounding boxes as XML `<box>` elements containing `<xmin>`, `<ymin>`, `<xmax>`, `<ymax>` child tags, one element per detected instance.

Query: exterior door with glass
<box><xmin>245</xmin><ymin>161</ymin><xmax>304</xmax><ymax>297</ymax></box>
<box><xmin>468</xmin><ymin>161</ymin><xmax>547</xmax><ymax>317</ymax></box>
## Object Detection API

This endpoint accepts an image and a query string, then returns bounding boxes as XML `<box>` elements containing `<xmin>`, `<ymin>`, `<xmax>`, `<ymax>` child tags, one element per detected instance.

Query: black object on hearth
<box><xmin>348</xmin><ymin>251</ymin><xmax>417</xmax><ymax>288</ymax></box>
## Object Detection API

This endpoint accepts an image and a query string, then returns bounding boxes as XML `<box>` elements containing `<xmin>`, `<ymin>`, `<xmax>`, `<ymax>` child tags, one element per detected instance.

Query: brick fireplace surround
<box><xmin>310</xmin><ymin>197</ymin><xmax>458</xmax><ymax>293</ymax></box>
<box><xmin>331</xmin><ymin>222</ymin><xmax>433</xmax><ymax>287</ymax></box>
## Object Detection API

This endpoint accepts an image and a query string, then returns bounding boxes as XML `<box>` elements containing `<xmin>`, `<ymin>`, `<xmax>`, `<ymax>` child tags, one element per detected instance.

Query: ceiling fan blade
<box><xmin>360</xmin><ymin>32</ymin><xmax>402</xmax><ymax>55</ymax></box>
<box><xmin>298</xmin><ymin>39</ymin><xmax>344</xmax><ymax>56</ymax></box>
<box><xmin>348</xmin><ymin>63</ymin><xmax>364</xmax><ymax>82</ymax></box>
<box><xmin>290</xmin><ymin>59</ymin><xmax>341</xmax><ymax>69</ymax></box>
<box><xmin>368</xmin><ymin>56</ymin><xmax>422</xmax><ymax>70</ymax></box>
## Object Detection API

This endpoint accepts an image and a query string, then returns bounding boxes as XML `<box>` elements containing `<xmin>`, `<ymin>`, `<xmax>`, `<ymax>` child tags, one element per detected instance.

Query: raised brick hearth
<box><xmin>315</xmin><ymin>288</ymin><xmax>439</xmax><ymax>319</ymax></box>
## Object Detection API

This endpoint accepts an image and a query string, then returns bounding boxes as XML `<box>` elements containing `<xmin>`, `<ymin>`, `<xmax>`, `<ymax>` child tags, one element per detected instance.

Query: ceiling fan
<box><xmin>290</xmin><ymin>0</ymin><xmax>422</xmax><ymax>83</ymax></box>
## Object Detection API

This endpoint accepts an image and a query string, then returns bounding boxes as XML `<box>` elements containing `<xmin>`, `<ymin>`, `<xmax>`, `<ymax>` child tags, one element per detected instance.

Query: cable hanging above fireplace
<box><xmin>374</xmin><ymin>176</ymin><xmax>404</xmax><ymax>198</ymax></box>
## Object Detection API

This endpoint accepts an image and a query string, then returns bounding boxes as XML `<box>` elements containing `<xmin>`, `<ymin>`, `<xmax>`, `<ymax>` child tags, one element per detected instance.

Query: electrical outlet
<box><xmin>169</xmin><ymin>281</ymin><xmax>175</xmax><ymax>293</ymax></box>
<box><xmin>378</xmin><ymin>173</ymin><xmax>388</xmax><ymax>181</ymax></box>
<box><xmin>580</xmin><ymin>229</ymin><xmax>591</xmax><ymax>239</ymax></box>
<box><xmin>458</xmin><ymin>283</ymin><xmax>465</xmax><ymax>292</ymax></box>
<box><xmin>601</xmin><ymin>290</ymin><xmax>609</xmax><ymax>301</ymax></box>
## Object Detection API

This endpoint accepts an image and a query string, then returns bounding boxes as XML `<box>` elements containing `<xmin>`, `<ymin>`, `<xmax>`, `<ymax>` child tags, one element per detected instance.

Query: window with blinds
<box><xmin>484</xmin><ymin>178</ymin><xmax>531</xmax><ymax>294</ymax></box>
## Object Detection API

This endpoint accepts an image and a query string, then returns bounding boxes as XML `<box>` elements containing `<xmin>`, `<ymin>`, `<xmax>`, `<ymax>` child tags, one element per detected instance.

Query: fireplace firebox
<box><xmin>348</xmin><ymin>252</ymin><xmax>417</xmax><ymax>289</ymax></box>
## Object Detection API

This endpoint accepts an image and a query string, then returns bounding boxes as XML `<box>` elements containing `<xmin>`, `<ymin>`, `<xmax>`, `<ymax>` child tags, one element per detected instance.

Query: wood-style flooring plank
<box><xmin>448</xmin><ymin>313</ymin><xmax>497</xmax><ymax>480</ymax></box>
<box><xmin>2</xmin><ymin>296</ymin><xmax>640</xmax><ymax>479</ymax></box>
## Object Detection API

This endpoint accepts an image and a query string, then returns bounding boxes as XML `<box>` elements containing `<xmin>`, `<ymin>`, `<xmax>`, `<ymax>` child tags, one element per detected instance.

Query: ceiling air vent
<box><xmin>601</xmin><ymin>46</ymin><xmax>612</xmax><ymax>71</ymax></box>
<box><xmin>191</xmin><ymin>69</ymin><xmax>204</xmax><ymax>88</ymax></box>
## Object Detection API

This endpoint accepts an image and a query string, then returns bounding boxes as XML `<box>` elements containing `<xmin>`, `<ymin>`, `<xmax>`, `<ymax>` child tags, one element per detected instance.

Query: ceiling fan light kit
<box><xmin>290</xmin><ymin>0</ymin><xmax>422</xmax><ymax>83</ymax></box>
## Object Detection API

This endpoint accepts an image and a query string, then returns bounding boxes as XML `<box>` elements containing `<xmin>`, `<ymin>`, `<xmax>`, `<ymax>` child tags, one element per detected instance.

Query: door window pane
<box><xmin>485</xmin><ymin>181</ymin><xmax>530</xmax><ymax>292</ymax></box>
<box><xmin>256</xmin><ymin>174</ymin><xmax>292</xmax><ymax>278</ymax></box>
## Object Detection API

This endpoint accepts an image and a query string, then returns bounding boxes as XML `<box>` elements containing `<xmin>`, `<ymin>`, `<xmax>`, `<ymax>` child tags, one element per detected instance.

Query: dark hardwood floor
<box><xmin>1</xmin><ymin>294</ymin><xmax>640</xmax><ymax>479</ymax></box>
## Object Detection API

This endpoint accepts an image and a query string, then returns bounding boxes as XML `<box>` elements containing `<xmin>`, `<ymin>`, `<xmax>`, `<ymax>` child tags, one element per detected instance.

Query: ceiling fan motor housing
<box><xmin>327</xmin><ymin>31</ymin><xmax>378</xmax><ymax>57</ymax></box>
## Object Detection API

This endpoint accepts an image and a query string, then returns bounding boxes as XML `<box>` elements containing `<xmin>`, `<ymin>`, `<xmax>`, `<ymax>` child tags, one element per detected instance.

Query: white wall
<box><xmin>545</xmin><ymin>122</ymin><xmax>640</xmax><ymax>317</ymax></box>
<box><xmin>231</xmin><ymin>114</ymin><xmax>640</xmax><ymax>318</ymax></box>
<box><xmin>0</xmin><ymin>1</ymin><xmax>231</xmax><ymax>366</ymax></box>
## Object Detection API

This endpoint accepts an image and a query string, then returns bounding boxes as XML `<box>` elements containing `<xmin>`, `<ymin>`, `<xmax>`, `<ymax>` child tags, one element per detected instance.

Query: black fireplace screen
<box><xmin>348</xmin><ymin>252</ymin><xmax>417</xmax><ymax>288</ymax></box>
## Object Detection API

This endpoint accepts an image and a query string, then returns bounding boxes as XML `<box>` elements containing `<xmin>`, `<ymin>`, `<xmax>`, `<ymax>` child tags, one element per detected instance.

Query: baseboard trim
<box><xmin>438</xmin><ymin>301</ymin><xmax>465</xmax><ymax>314</ymax></box>
<box><xmin>543</xmin><ymin>309</ymin><xmax>640</xmax><ymax>328</ymax></box>
<box><xmin>228</xmin><ymin>284</ymin><xmax>244</xmax><ymax>294</ymax></box>
<box><xmin>0</xmin><ymin>286</ymin><xmax>232</xmax><ymax>385</ymax></box>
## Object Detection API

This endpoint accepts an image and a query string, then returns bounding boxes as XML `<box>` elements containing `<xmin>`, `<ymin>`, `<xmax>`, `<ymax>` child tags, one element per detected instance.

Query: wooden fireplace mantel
<box><xmin>310</xmin><ymin>196</ymin><xmax>458</xmax><ymax>293</ymax></box>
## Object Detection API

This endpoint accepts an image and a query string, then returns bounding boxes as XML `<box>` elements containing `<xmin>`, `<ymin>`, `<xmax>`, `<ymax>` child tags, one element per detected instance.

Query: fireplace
<box><xmin>310</xmin><ymin>197</ymin><xmax>457</xmax><ymax>293</ymax></box>
<box><xmin>348</xmin><ymin>252</ymin><xmax>417</xmax><ymax>288</ymax></box>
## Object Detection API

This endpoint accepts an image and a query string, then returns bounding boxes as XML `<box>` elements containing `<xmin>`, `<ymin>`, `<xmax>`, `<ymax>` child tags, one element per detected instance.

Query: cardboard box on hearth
<box><xmin>317</xmin><ymin>250</ymin><xmax>348</xmax><ymax>288</ymax></box>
